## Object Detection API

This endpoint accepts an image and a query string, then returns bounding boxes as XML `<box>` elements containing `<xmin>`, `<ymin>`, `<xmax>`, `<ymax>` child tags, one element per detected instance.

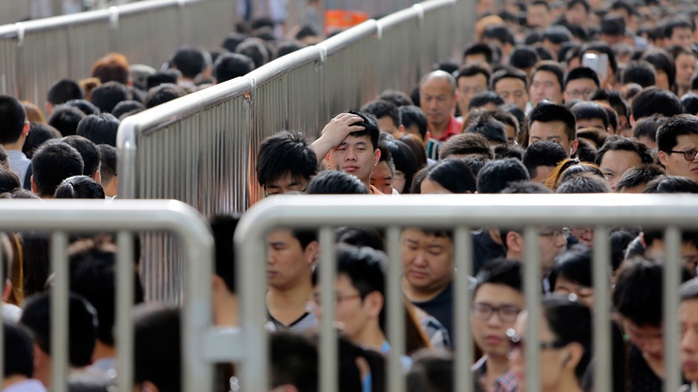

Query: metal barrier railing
<box><xmin>0</xmin><ymin>199</ymin><xmax>213</xmax><ymax>392</ymax></box>
<box><xmin>233</xmin><ymin>194</ymin><xmax>697</xmax><ymax>392</ymax></box>
<box><xmin>117</xmin><ymin>0</ymin><xmax>471</xmax><ymax>301</ymax></box>
<box><xmin>0</xmin><ymin>0</ymin><xmax>235</xmax><ymax>105</ymax></box>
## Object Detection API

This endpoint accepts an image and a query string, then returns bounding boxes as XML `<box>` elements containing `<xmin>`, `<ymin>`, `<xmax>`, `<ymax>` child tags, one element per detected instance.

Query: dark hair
<box><xmin>491</xmin><ymin>66</ymin><xmax>529</xmax><ymax>90</ymax></box>
<box><xmin>632</xmin><ymin>114</ymin><xmax>666</xmax><ymax>145</ymax></box>
<box><xmin>631</xmin><ymin>87</ymin><xmax>682</xmax><ymax>121</ymax></box>
<box><xmin>616</xmin><ymin>164</ymin><xmax>666</xmax><ymax>192</ymax></box>
<box><xmin>277</xmin><ymin>40</ymin><xmax>305</xmax><ymax>58</ymax></box>
<box><xmin>532</xmin><ymin>61</ymin><xmax>565</xmax><ymax>92</ymax></box>
<box><xmin>98</xmin><ymin>144</ymin><xmax>117</xmax><ymax>186</ymax></box>
<box><xmin>548</xmin><ymin>244</ymin><xmax>592</xmax><ymax>290</ymax></box>
<box><xmin>596</xmin><ymin>137</ymin><xmax>653</xmax><ymax>168</ymax></box>
<box><xmin>465</xmin><ymin>118</ymin><xmax>507</xmax><ymax>145</ymax></box>
<box><xmin>47</xmin><ymin>105</ymin><xmax>86</xmax><ymax>137</ymax></box>
<box><xmin>482</xmin><ymin>24</ymin><xmax>516</xmax><ymax>46</ymax></box>
<box><xmin>134</xmin><ymin>305</ymin><xmax>181</xmax><ymax>392</ymax></box>
<box><xmin>644</xmin><ymin>175</ymin><xmax>698</xmax><ymax>193</ymax></box>
<box><xmin>543</xmin><ymin>295</ymin><xmax>593</xmax><ymax>380</ymax></box>
<box><xmin>463</xmin><ymin>155</ymin><xmax>489</xmax><ymax>178</ymax></box>
<box><xmin>24</xmin><ymin>123</ymin><xmax>61</xmax><ymax>158</ymax></box>
<box><xmin>383</xmin><ymin>139</ymin><xmax>419</xmax><ymax>194</ymax></box>
<box><xmin>457</xmin><ymin>63</ymin><xmax>492</xmax><ymax>87</ymax></box>
<box><xmin>642</xmin><ymin>49</ymin><xmax>676</xmax><ymax>90</ymax></box>
<box><xmin>235</xmin><ymin>39</ymin><xmax>269</xmax><ymax>69</ymax></box>
<box><xmin>361</xmin><ymin>100</ymin><xmax>400</xmax><ymax>130</ymax></box>
<box><xmin>20</xmin><ymin>292</ymin><xmax>98</xmax><ymax>366</ymax></box>
<box><xmin>399</xmin><ymin>106</ymin><xmax>427</xmax><ymax>140</ymax></box>
<box><xmin>378</xmin><ymin>90</ymin><xmax>414</xmax><ymax>107</ymax></box>
<box><xmin>571</xmin><ymin>102</ymin><xmax>609</xmax><ymax>130</ymax></box>
<box><xmin>509</xmin><ymin>46</ymin><xmax>540</xmax><ymax>71</ymax></box>
<box><xmin>469</xmin><ymin>91</ymin><xmax>505</xmax><ymax>110</ymax></box>
<box><xmin>406</xmin><ymin>350</ymin><xmax>454</xmax><ymax>392</ymax></box>
<box><xmin>64</xmin><ymin>99</ymin><xmax>100</xmax><ymax>116</ymax></box>
<box><xmin>336</xmin><ymin>227</ymin><xmax>385</xmax><ymax>251</ymax></box>
<box><xmin>146</xmin><ymin>70</ymin><xmax>179</xmax><ymax>91</ymax></box>
<box><xmin>424</xmin><ymin>158</ymin><xmax>477</xmax><ymax>193</ymax></box>
<box><xmin>681</xmin><ymin>93</ymin><xmax>698</xmax><ymax>115</ymax></box>
<box><xmin>346</xmin><ymin>110</ymin><xmax>380</xmax><ymax>151</ymax></box>
<box><xmin>556</xmin><ymin>172</ymin><xmax>611</xmax><ymax>193</ymax></box>
<box><xmin>0</xmin><ymin>95</ymin><xmax>27</xmax><ymax>144</ymax></box>
<box><xmin>528</xmin><ymin>103</ymin><xmax>577</xmax><ymax>142</ymax></box>
<box><xmin>171</xmin><ymin>47</ymin><xmax>208</xmax><ymax>79</ymax></box>
<box><xmin>568</xmin><ymin>0</ymin><xmax>590</xmax><ymax>11</ymax></box>
<box><xmin>61</xmin><ymin>135</ymin><xmax>101</xmax><ymax>177</ymax></box>
<box><xmin>305</xmin><ymin>170</ymin><xmax>369</xmax><ymax>194</ymax></box>
<box><xmin>111</xmin><ymin>100</ymin><xmax>145</xmax><ymax>120</ymax></box>
<box><xmin>222</xmin><ymin>33</ymin><xmax>247</xmax><ymax>53</ymax></box>
<box><xmin>600</xmin><ymin>15</ymin><xmax>625</xmax><ymax>36</ymax></box>
<box><xmin>31</xmin><ymin>141</ymin><xmax>84</xmax><ymax>197</ymax></box>
<box><xmin>209</xmin><ymin>214</ymin><xmax>239</xmax><ymax>293</ymax></box>
<box><xmin>54</xmin><ymin>175</ymin><xmax>105</xmax><ymax>199</ymax></box>
<box><xmin>463</xmin><ymin>42</ymin><xmax>498</xmax><ymax>65</ymax></box>
<box><xmin>270</xmin><ymin>331</ymin><xmax>318</xmax><ymax>392</ymax></box>
<box><xmin>145</xmin><ymin>84</ymin><xmax>185</xmax><ymax>109</ymax></box>
<box><xmin>493</xmin><ymin>144</ymin><xmax>524</xmax><ymax>160</ymax></box>
<box><xmin>47</xmin><ymin>78</ymin><xmax>84</xmax><ymax>105</ymax></box>
<box><xmin>543</xmin><ymin>25</ymin><xmax>573</xmax><ymax>44</ymax></box>
<box><xmin>5</xmin><ymin>320</ymin><xmax>34</xmax><ymax>378</ymax></box>
<box><xmin>90</xmin><ymin>81</ymin><xmax>129</xmax><ymax>114</ymax></box>
<box><xmin>657</xmin><ymin>114</ymin><xmax>698</xmax><ymax>153</ymax></box>
<box><xmin>440</xmin><ymin>133</ymin><xmax>492</xmax><ymax>160</ymax></box>
<box><xmin>0</xmin><ymin>167</ymin><xmax>20</xmax><ymax>193</ymax></box>
<box><xmin>474</xmin><ymin>258</ymin><xmax>522</xmax><ymax>295</ymax></box>
<box><xmin>256</xmin><ymin>131</ymin><xmax>318</xmax><ymax>187</ymax></box>
<box><xmin>590</xmin><ymin>90</ymin><xmax>629</xmax><ymax>120</ymax></box>
<box><xmin>613</xmin><ymin>258</ymin><xmax>664</xmax><ymax>326</ymax></box>
<box><xmin>214</xmin><ymin>53</ymin><xmax>255</xmax><ymax>83</ymax></box>
<box><xmin>576</xmin><ymin>128</ymin><xmax>606</xmax><ymax>149</ymax></box>
<box><xmin>76</xmin><ymin>113</ymin><xmax>119</xmax><ymax>147</ymax></box>
<box><xmin>477</xmin><ymin>158</ymin><xmax>530</xmax><ymax>193</ymax></box>
<box><xmin>523</xmin><ymin>140</ymin><xmax>568</xmax><ymax>179</ymax></box>
<box><xmin>621</xmin><ymin>61</ymin><xmax>656</xmax><ymax>88</ymax></box>
<box><xmin>564</xmin><ymin>67</ymin><xmax>600</xmax><ymax>90</ymax></box>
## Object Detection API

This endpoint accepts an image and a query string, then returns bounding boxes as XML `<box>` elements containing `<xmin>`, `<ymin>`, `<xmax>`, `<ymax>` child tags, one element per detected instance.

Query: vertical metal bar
<box><xmin>116</xmin><ymin>232</ymin><xmax>134</xmax><ymax>392</ymax></box>
<box><xmin>592</xmin><ymin>226</ymin><xmax>611</xmax><ymax>392</ymax></box>
<box><xmin>454</xmin><ymin>226</ymin><xmax>473</xmax><ymax>392</ymax></box>
<box><xmin>523</xmin><ymin>226</ymin><xmax>541</xmax><ymax>392</ymax></box>
<box><xmin>664</xmin><ymin>226</ymin><xmax>682</xmax><ymax>392</ymax></box>
<box><xmin>319</xmin><ymin>227</ymin><xmax>338</xmax><ymax>392</ymax></box>
<box><xmin>386</xmin><ymin>226</ymin><xmax>405</xmax><ymax>392</ymax></box>
<box><xmin>51</xmin><ymin>231</ymin><xmax>69</xmax><ymax>392</ymax></box>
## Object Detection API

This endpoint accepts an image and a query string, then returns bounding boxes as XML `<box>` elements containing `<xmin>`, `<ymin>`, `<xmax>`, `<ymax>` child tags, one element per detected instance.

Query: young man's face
<box><xmin>564</xmin><ymin>78</ymin><xmax>598</xmax><ymax>101</ymax></box>
<box><xmin>599</xmin><ymin>149</ymin><xmax>643</xmax><ymax>191</ymax></box>
<box><xmin>266</xmin><ymin>229</ymin><xmax>316</xmax><ymax>290</ymax></box>
<box><xmin>457</xmin><ymin>74</ymin><xmax>488</xmax><ymax>115</ymax></box>
<box><xmin>680</xmin><ymin>298</ymin><xmax>698</xmax><ymax>383</ymax></box>
<box><xmin>313</xmin><ymin>274</ymin><xmax>375</xmax><ymax>344</ymax></box>
<box><xmin>658</xmin><ymin>134</ymin><xmax>698</xmax><ymax>184</ymax></box>
<box><xmin>576</xmin><ymin>118</ymin><xmax>606</xmax><ymax>132</ymax></box>
<box><xmin>528</xmin><ymin>120</ymin><xmax>576</xmax><ymax>156</ymax></box>
<box><xmin>471</xmin><ymin>283</ymin><xmax>523</xmax><ymax>358</ymax></box>
<box><xmin>675</xmin><ymin>53</ymin><xmax>697</xmax><ymax>89</ymax></box>
<box><xmin>530</xmin><ymin>70</ymin><xmax>563</xmax><ymax>105</ymax></box>
<box><xmin>671</xmin><ymin>27</ymin><xmax>694</xmax><ymax>48</ymax></box>
<box><xmin>326</xmin><ymin>134</ymin><xmax>380</xmax><ymax>185</ymax></box>
<box><xmin>527</xmin><ymin>4</ymin><xmax>549</xmax><ymax>28</ymax></box>
<box><xmin>621</xmin><ymin>317</ymin><xmax>664</xmax><ymax>360</ymax></box>
<box><xmin>370</xmin><ymin>161</ymin><xmax>394</xmax><ymax>195</ymax></box>
<box><xmin>566</xmin><ymin>3</ymin><xmax>587</xmax><ymax>26</ymax></box>
<box><xmin>495</xmin><ymin>77</ymin><xmax>529</xmax><ymax>112</ymax></box>
<box><xmin>264</xmin><ymin>173</ymin><xmax>309</xmax><ymax>196</ymax></box>
<box><xmin>401</xmin><ymin>228</ymin><xmax>454</xmax><ymax>294</ymax></box>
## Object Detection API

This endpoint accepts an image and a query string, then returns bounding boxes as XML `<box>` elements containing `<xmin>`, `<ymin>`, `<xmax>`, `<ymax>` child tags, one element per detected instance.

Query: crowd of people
<box><xmin>3</xmin><ymin>0</ymin><xmax>698</xmax><ymax>390</ymax></box>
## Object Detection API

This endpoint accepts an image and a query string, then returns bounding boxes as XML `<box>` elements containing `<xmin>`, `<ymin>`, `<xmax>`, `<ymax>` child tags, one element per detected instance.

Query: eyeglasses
<box><xmin>506</xmin><ymin>328</ymin><xmax>568</xmax><ymax>353</ymax></box>
<box><xmin>670</xmin><ymin>149</ymin><xmax>698</xmax><ymax>161</ymax></box>
<box><xmin>538</xmin><ymin>228</ymin><xmax>569</xmax><ymax>238</ymax></box>
<box><xmin>472</xmin><ymin>303</ymin><xmax>521</xmax><ymax>323</ymax></box>
<box><xmin>565</xmin><ymin>88</ymin><xmax>596</xmax><ymax>99</ymax></box>
<box><xmin>311</xmin><ymin>292</ymin><xmax>362</xmax><ymax>307</ymax></box>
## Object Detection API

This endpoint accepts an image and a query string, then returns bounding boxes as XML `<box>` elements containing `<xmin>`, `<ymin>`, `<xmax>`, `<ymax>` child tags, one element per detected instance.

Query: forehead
<box><xmin>421</xmin><ymin>77</ymin><xmax>454</xmax><ymax>94</ymax></box>
<box><xmin>675</xmin><ymin>134</ymin><xmax>698</xmax><ymax>147</ymax></box>
<box><xmin>600</xmin><ymin>149</ymin><xmax>641</xmax><ymax>165</ymax></box>
<box><xmin>680</xmin><ymin>299</ymin><xmax>698</xmax><ymax>319</ymax></box>
<box><xmin>339</xmin><ymin>133</ymin><xmax>372</xmax><ymax>146</ymax></box>
<box><xmin>495</xmin><ymin>77</ymin><xmax>526</xmax><ymax>90</ymax></box>
<box><xmin>533</xmin><ymin>70</ymin><xmax>559</xmax><ymax>83</ymax></box>
<box><xmin>459</xmin><ymin>74</ymin><xmax>488</xmax><ymax>85</ymax></box>
<box><xmin>530</xmin><ymin>120</ymin><xmax>569</xmax><ymax>138</ymax></box>
<box><xmin>474</xmin><ymin>282</ymin><xmax>523</xmax><ymax>302</ymax></box>
<box><xmin>566</xmin><ymin>78</ymin><xmax>597</xmax><ymax>89</ymax></box>
<box><xmin>267</xmin><ymin>172</ymin><xmax>307</xmax><ymax>187</ymax></box>
<box><xmin>402</xmin><ymin>228</ymin><xmax>452</xmax><ymax>244</ymax></box>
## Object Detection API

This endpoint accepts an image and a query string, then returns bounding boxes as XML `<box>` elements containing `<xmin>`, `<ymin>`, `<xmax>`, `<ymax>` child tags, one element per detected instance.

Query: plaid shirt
<box><xmin>472</xmin><ymin>356</ymin><xmax>519</xmax><ymax>392</ymax></box>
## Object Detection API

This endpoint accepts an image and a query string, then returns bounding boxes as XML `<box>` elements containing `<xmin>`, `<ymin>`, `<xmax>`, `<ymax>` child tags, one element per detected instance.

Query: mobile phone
<box><xmin>582</xmin><ymin>53</ymin><xmax>609</xmax><ymax>81</ymax></box>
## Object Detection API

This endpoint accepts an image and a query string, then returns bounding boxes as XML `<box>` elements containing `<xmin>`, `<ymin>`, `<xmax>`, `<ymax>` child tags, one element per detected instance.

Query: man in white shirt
<box><xmin>0</xmin><ymin>96</ymin><xmax>31</xmax><ymax>185</ymax></box>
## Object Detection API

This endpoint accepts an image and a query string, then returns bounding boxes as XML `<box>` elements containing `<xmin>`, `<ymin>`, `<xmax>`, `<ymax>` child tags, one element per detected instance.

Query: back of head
<box><xmin>474</xmin><ymin>257</ymin><xmax>522</xmax><ymax>294</ymax></box>
<box><xmin>61</xmin><ymin>136</ymin><xmax>101</xmax><ymax>177</ymax></box>
<box><xmin>548</xmin><ymin>245</ymin><xmax>592</xmax><ymax>289</ymax></box>
<box><xmin>0</xmin><ymin>168</ymin><xmax>21</xmax><ymax>193</ymax></box>
<box><xmin>621</xmin><ymin>60</ymin><xmax>656</xmax><ymax>88</ymax></box>
<box><xmin>5</xmin><ymin>320</ymin><xmax>34</xmax><ymax>379</ymax></box>
<box><xmin>111</xmin><ymin>100</ymin><xmax>145</xmax><ymax>120</ymax></box>
<box><xmin>235</xmin><ymin>39</ymin><xmax>269</xmax><ymax>69</ymax></box>
<box><xmin>134</xmin><ymin>304</ymin><xmax>181</xmax><ymax>392</ymax></box>
<box><xmin>90</xmin><ymin>82</ymin><xmax>129</xmax><ymax>114</ymax></box>
<box><xmin>146</xmin><ymin>70</ymin><xmax>180</xmax><ymax>91</ymax></box>
<box><xmin>31</xmin><ymin>141</ymin><xmax>84</xmax><ymax>197</ymax></box>
<box><xmin>632</xmin><ymin>114</ymin><xmax>666</xmax><ymax>145</ymax></box>
<box><xmin>465</xmin><ymin>118</ymin><xmax>507</xmax><ymax>145</ymax></box>
<box><xmin>425</xmin><ymin>158</ymin><xmax>477</xmax><ymax>193</ymax></box>
<box><xmin>616</xmin><ymin>164</ymin><xmax>666</xmax><ymax>192</ymax></box>
<box><xmin>509</xmin><ymin>46</ymin><xmax>540</xmax><ymax>71</ymax></box>
<box><xmin>631</xmin><ymin>87</ymin><xmax>682</xmax><ymax>120</ymax></box>
<box><xmin>379</xmin><ymin>90</ymin><xmax>414</xmax><ymax>108</ymax></box>
<box><xmin>55</xmin><ymin>175</ymin><xmax>105</xmax><ymax>199</ymax></box>
<box><xmin>682</xmin><ymin>93</ymin><xmax>698</xmax><ymax>115</ymax></box>
<box><xmin>493</xmin><ymin>144</ymin><xmax>524</xmax><ymax>160</ymax></box>
<box><xmin>0</xmin><ymin>95</ymin><xmax>27</xmax><ymax>144</ymax></box>
<box><xmin>500</xmin><ymin>180</ymin><xmax>552</xmax><ymax>194</ymax></box>
<box><xmin>214</xmin><ymin>53</ymin><xmax>255</xmax><ymax>84</ymax></box>
<box><xmin>98</xmin><ymin>144</ymin><xmax>117</xmax><ymax>186</ymax></box>
<box><xmin>209</xmin><ymin>214</ymin><xmax>240</xmax><ymax>294</ymax></box>
<box><xmin>256</xmin><ymin>131</ymin><xmax>318</xmax><ymax>189</ymax></box>
<box><xmin>556</xmin><ymin>172</ymin><xmax>611</xmax><ymax>193</ymax></box>
<box><xmin>477</xmin><ymin>158</ymin><xmax>530</xmax><ymax>193</ymax></box>
<box><xmin>47</xmin><ymin>79</ymin><xmax>85</xmax><ymax>106</ymax></box>
<box><xmin>91</xmin><ymin>53</ymin><xmax>130</xmax><ymax>85</ymax></box>
<box><xmin>76</xmin><ymin>114</ymin><xmax>119</xmax><ymax>147</ymax></box>
<box><xmin>171</xmin><ymin>47</ymin><xmax>209</xmax><ymax>79</ymax></box>
<box><xmin>19</xmin><ymin>292</ymin><xmax>98</xmax><ymax>367</ymax></box>
<box><xmin>440</xmin><ymin>133</ymin><xmax>492</xmax><ymax>160</ymax></box>
<box><xmin>145</xmin><ymin>84</ymin><xmax>186</xmax><ymax>109</ymax></box>
<box><xmin>406</xmin><ymin>350</ymin><xmax>454</xmax><ymax>392</ymax></box>
<box><xmin>613</xmin><ymin>258</ymin><xmax>663</xmax><ymax>327</ymax></box>
<box><xmin>305</xmin><ymin>170</ymin><xmax>369</xmax><ymax>194</ymax></box>
<box><xmin>643</xmin><ymin>175</ymin><xmax>698</xmax><ymax>193</ymax></box>
<box><xmin>571</xmin><ymin>102</ymin><xmax>609</xmax><ymax>129</ymax></box>
<box><xmin>361</xmin><ymin>100</ymin><xmax>400</xmax><ymax>131</ymax></box>
<box><xmin>542</xmin><ymin>295</ymin><xmax>592</xmax><ymax>379</ymax></box>
<box><xmin>24</xmin><ymin>123</ymin><xmax>61</xmax><ymax>158</ymax></box>
<box><xmin>64</xmin><ymin>99</ymin><xmax>100</xmax><ymax>116</ymax></box>
<box><xmin>270</xmin><ymin>331</ymin><xmax>318</xmax><ymax>392</ymax></box>
<box><xmin>399</xmin><ymin>105</ymin><xmax>427</xmax><ymax>140</ymax></box>
<box><xmin>469</xmin><ymin>91</ymin><xmax>505</xmax><ymax>110</ymax></box>
<box><xmin>523</xmin><ymin>140</ymin><xmax>568</xmax><ymax>178</ymax></box>
<box><xmin>48</xmin><ymin>105</ymin><xmax>86</xmax><ymax>137</ymax></box>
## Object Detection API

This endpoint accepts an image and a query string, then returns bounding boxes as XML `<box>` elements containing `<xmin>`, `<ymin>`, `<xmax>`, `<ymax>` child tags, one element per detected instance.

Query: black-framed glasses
<box><xmin>670</xmin><ymin>149</ymin><xmax>698</xmax><ymax>161</ymax></box>
<box><xmin>506</xmin><ymin>328</ymin><xmax>568</xmax><ymax>353</ymax></box>
<box><xmin>472</xmin><ymin>303</ymin><xmax>521</xmax><ymax>323</ymax></box>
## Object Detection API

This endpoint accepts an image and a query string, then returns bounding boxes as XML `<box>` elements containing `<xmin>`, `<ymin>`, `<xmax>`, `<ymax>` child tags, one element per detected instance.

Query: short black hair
<box><xmin>457</xmin><ymin>63</ymin><xmax>492</xmax><ymax>86</ymax></box>
<box><xmin>493</xmin><ymin>144</ymin><xmax>524</xmax><ymax>160</ymax></box>
<box><xmin>523</xmin><ymin>140</ymin><xmax>568</xmax><ymax>178</ymax></box>
<box><xmin>509</xmin><ymin>46</ymin><xmax>540</xmax><ymax>71</ymax></box>
<box><xmin>76</xmin><ymin>113</ymin><xmax>120</xmax><ymax>148</ymax></box>
<box><xmin>548</xmin><ymin>244</ymin><xmax>592</xmax><ymax>290</ymax></box>
<box><xmin>210</xmin><ymin>214</ymin><xmax>240</xmax><ymax>293</ymax></box>
<box><xmin>632</xmin><ymin>88</ymin><xmax>682</xmax><ymax>122</ymax></box>
<box><xmin>477</xmin><ymin>158</ymin><xmax>530</xmax><ymax>193</ymax></box>
<box><xmin>681</xmin><ymin>93</ymin><xmax>698</xmax><ymax>115</ymax></box>
<box><xmin>665</xmin><ymin>18</ymin><xmax>695</xmax><ymax>38</ymax></box>
<box><xmin>568</xmin><ymin>0</ymin><xmax>590</xmax><ymax>12</ymax></box>
<box><xmin>346</xmin><ymin>109</ymin><xmax>380</xmax><ymax>151</ymax></box>
<box><xmin>600</xmin><ymin>15</ymin><xmax>625</xmax><ymax>37</ymax></box>
<box><xmin>463</xmin><ymin>155</ymin><xmax>489</xmax><ymax>177</ymax></box>
<box><xmin>657</xmin><ymin>114</ymin><xmax>698</xmax><ymax>153</ymax></box>
<box><xmin>641</xmin><ymin>49</ymin><xmax>676</xmax><ymax>89</ymax></box>
<box><xmin>440</xmin><ymin>133</ymin><xmax>493</xmax><ymax>159</ymax></box>
<box><xmin>590</xmin><ymin>89</ymin><xmax>629</xmax><ymax>120</ymax></box>
<box><xmin>336</xmin><ymin>245</ymin><xmax>388</xmax><ymax>330</ymax></box>
<box><xmin>171</xmin><ymin>47</ymin><xmax>209</xmax><ymax>79</ymax></box>
<box><xmin>465</xmin><ymin>118</ymin><xmax>507</xmax><ymax>145</ymax></box>
<box><xmin>399</xmin><ymin>106</ymin><xmax>427</xmax><ymax>140</ymax></box>
<box><xmin>501</xmin><ymin>180</ymin><xmax>552</xmax><ymax>194</ymax></box>
<box><xmin>571</xmin><ymin>102</ymin><xmax>610</xmax><ymax>130</ymax></box>
<box><xmin>111</xmin><ymin>100</ymin><xmax>145</xmax><ymax>120</ymax></box>
<box><xmin>270</xmin><ymin>331</ymin><xmax>318</xmax><ymax>392</ymax></box>
<box><xmin>336</xmin><ymin>227</ymin><xmax>385</xmax><ymax>251</ymax></box>
<box><xmin>54</xmin><ymin>175</ymin><xmax>105</xmax><ymax>199</ymax></box>
<box><xmin>564</xmin><ymin>67</ymin><xmax>600</xmax><ymax>90</ymax></box>
<box><xmin>361</xmin><ymin>100</ymin><xmax>400</xmax><ymax>130</ymax></box>
<box><xmin>5</xmin><ymin>320</ymin><xmax>34</xmax><ymax>378</ymax></box>
<box><xmin>48</xmin><ymin>105</ymin><xmax>86</xmax><ymax>137</ymax></box>
<box><xmin>378</xmin><ymin>90</ymin><xmax>414</xmax><ymax>107</ymax></box>
<box><xmin>61</xmin><ymin>135</ymin><xmax>101</xmax><ymax>177</ymax></box>
<box><xmin>24</xmin><ymin>122</ymin><xmax>61</xmax><ymax>158</ymax></box>
<box><xmin>31</xmin><ymin>141</ymin><xmax>84</xmax><ymax>197</ymax></box>
<box><xmin>596</xmin><ymin>137</ymin><xmax>653</xmax><ymax>167</ymax></box>
<box><xmin>20</xmin><ymin>292</ymin><xmax>98</xmax><ymax>367</ymax></box>
<box><xmin>543</xmin><ymin>295</ymin><xmax>593</xmax><ymax>380</ymax></box>
<box><xmin>98</xmin><ymin>144</ymin><xmax>117</xmax><ymax>185</ymax></box>
<box><xmin>556</xmin><ymin>172</ymin><xmax>611</xmax><ymax>193</ymax></box>
<box><xmin>214</xmin><ymin>53</ymin><xmax>255</xmax><ymax>83</ymax></box>
<box><xmin>0</xmin><ymin>95</ymin><xmax>27</xmax><ymax>144</ymax></box>
<box><xmin>543</xmin><ymin>25</ymin><xmax>573</xmax><ymax>45</ymax></box>
<box><xmin>463</xmin><ymin>42</ymin><xmax>497</xmax><ymax>65</ymax></box>
<box><xmin>621</xmin><ymin>60</ymin><xmax>656</xmax><ymax>88</ymax></box>
<box><xmin>528</xmin><ymin>103</ymin><xmax>577</xmax><ymax>142</ymax></box>
<box><xmin>64</xmin><ymin>99</ymin><xmax>100</xmax><ymax>116</ymax></box>
<box><xmin>424</xmin><ymin>158</ymin><xmax>477</xmax><ymax>193</ymax></box>
<box><xmin>532</xmin><ymin>61</ymin><xmax>565</xmax><ymax>92</ymax></box>
<box><xmin>482</xmin><ymin>24</ymin><xmax>516</xmax><ymax>46</ymax></box>
<box><xmin>256</xmin><ymin>131</ymin><xmax>318</xmax><ymax>187</ymax></box>
<box><xmin>47</xmin><ymin>78</ymin><xmax>85</xmax><ymax>105</ymax></box>
<box><xmin>613</xmin><ymin>258</ymin><xmax>664</xmax><ymax>327</ymax></box>
<box><xmin>145</xmin><ymin>84</ymin><xmax>185</xmax><ymax>109</ymax></box>
<box><xmin>473</xmin><ymin>258</ymin><xmax>522</xmax><ymax>295</ymax></box>
<box><xmin>644</xmin><ymin>175</ymin><xmax>698</xmax><ymax>193</ymax></box>
<box><xmin>90</xmin><ymin>81</ymin><xmax>129</xmax><ymax>114</ymax></box>
<box><xmin>633</xmin><ymin>114</ymin><xmax>666</xmax><ymax>145</ymax></box>
<box><xmin>491</xmin><ymin>66</ymin><xmax>529</xmax><ymax>90</ymax></box>
<box><xmin>469</xmin><ymin>91</ymin><xmax>505</xmax><ymax>110</ymax></box>
<box><xmin>134</xmin><ymin>305</ymin><xmax>181</xmax><ymax>392</ymax></box>
<box><xmin>146</xmin><ymin>70</ymin><xmax>179</xmax><ymax>91</ymax></box>
<box><xmin>615</xmin><ymin>164</ymin><xmax>666</xmax><ymax>192</ymax></box>
<box><xmin>305</xmin><ymin>170</ymin><xmax>369</xmax><ymax>194</ymax></box>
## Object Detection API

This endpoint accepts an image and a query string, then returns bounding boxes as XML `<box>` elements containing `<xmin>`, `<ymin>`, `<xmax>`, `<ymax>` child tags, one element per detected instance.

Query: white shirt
<box><xmin>3</xmin><ymin>379</ymin><xmax>47</xmax><ymax>392</ymax></box>
<box><xmin>7</xmin><ymin>150</ymin><xmax>30</xmax><ymax>186</ymax></box>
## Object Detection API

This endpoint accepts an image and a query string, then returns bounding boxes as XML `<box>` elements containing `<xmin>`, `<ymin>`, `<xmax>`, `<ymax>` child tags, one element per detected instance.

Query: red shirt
<box><xmin>425</xmin><ymin>115</ymin><xmax>462</xmax><ymax>142</ymax></box>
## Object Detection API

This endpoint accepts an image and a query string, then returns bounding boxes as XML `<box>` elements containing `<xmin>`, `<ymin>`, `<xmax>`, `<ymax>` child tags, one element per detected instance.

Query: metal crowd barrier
<box><xmin>233</xmin><ymin>194</ymin><xmax>698</xmax><ymax>392</ymax></box>
<box><xmin>117</xmin><ymin>0</ymin><xmax>471</xmax><ymax>301</ymax></box>
<box><xmin>0</xmin><ymin>0</ymin><xmax>235</xmax><ymax>105</ymax></box>
<box><xmin>0</xmin><ymin>199</ymin><xmax>213</xmax><ymax>392</ymax></box>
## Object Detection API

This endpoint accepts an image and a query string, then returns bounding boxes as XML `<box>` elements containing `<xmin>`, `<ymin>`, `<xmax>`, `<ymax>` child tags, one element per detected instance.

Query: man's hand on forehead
<box><xmin>311</xmin><ymin>112</ymin><xmax>366</xmax><ymax>163</ymax></box>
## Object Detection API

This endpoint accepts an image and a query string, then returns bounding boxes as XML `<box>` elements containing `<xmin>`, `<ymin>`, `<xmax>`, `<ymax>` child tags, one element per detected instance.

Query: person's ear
<box><xmin>304</xmin><ymin>241</ymin><xmax>319</xmax><ymax>265</ymax></box>
<box><xmin>140</xmin><ymin>381</ymin><xmax>161</xmax><ymax>392</ymax></box>
<box><xmin>364</xmin><ymin>291</ymin><xmax>384</xmax><ymax>318</ymax></box>
<box><xmin>657</xmin><ymin>150</ymin><xmax>668</xmax><ymax>167</ymax></box>
<box><xmin>629</xmin><ymin>114</ymin><xmax>635</xmax><ymax>127</ymax></box>
<box><xmin>31</xmin><ymin>175</ymin><xmax>37</xmax><ymax>195</ymax></box>
<box><xmin>22</xmin><ymin>121</ymin><xmax>30</xmax><ymax>137</ymax></box>
<box><xmin>374</xmin><ymin>148</ymin><xmax>381</xmax><ymax>166</ymax></box>
<box><xmin>507</xmin><ymin>232</ymin><xmax>523</xmax><ymax>254</ymax></box>
<box><xmin>570</xmin><ymin>139</ymin><xmax>579</xmax><ymax>156</ymax></box>
<box><xmin>563</xmin><ymin>342</ymin><xmax>584</xmax><ymax>370</ymax></box>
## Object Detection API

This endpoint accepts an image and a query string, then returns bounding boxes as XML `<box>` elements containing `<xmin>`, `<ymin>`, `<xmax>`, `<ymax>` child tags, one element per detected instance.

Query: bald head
<box><xmin>420</xmin><ymin>71</ymin><xmax>458</xmax><ymax>133</ymax></box>
<box><xmin>420</xmin><ymin>71</ymin><xmax>457</xmax><ymax>95</ymax></box>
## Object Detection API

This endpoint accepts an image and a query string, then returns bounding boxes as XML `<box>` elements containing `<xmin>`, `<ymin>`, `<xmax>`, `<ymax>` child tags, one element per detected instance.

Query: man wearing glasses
<box><xmin>657</xmin><ymin>114</ymin><xmax>698</xmax><ymax>184</ymax></box>
<box><xmin>562</xmin><ymin>67</ymin><xmax>600</xmax><ymax>102</ymax></box>
<box><xmin>471</xmin><ymin>258</ymin><xmax>523</xmax><ymax>392</ymax></box>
